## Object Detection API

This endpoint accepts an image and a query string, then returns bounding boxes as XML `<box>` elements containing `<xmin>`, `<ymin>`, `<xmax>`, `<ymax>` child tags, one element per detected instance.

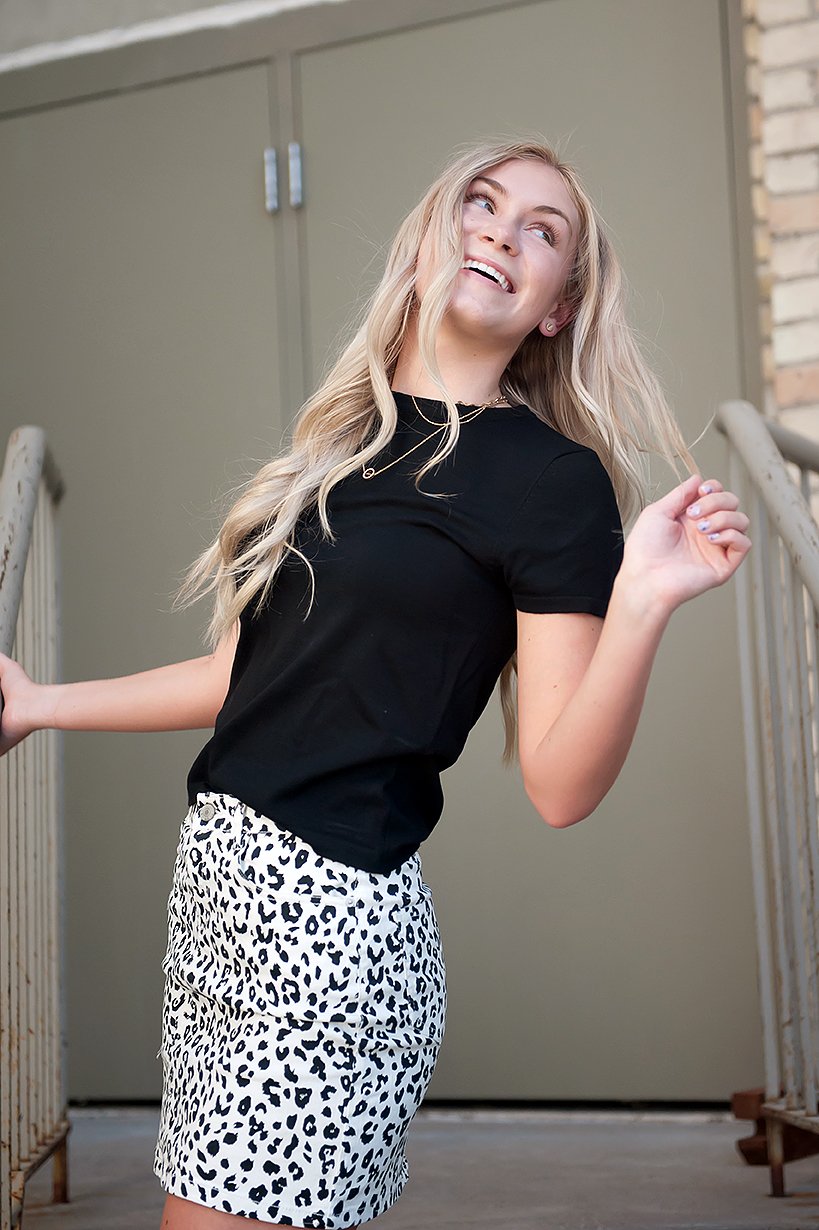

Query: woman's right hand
<box><xmin>0</xmin><ymin>652</ymin><xmax>46</xmax><ymax>757</ymax></box>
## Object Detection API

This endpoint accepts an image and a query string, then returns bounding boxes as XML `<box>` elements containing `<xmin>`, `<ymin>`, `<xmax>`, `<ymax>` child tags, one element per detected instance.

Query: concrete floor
<box><xmin>19</xmin><ymin>1107</ymin><xmax>819</xmax><ymax>1230</ymax></box>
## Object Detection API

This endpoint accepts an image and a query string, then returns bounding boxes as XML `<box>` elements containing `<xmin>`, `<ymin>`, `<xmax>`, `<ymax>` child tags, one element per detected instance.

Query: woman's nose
<box><xmin>479</xmin><ymin>220</ymin><xmax>517</xmax><ymax>255</ymax></box>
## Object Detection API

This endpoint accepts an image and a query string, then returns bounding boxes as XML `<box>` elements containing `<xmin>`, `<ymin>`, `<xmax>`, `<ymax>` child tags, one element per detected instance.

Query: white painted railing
<box><xmin>0</xmin><ymin>427</ymin><xmax>67</xmax><ymax>1228</ymax></box>
<box><xmin>718</xmin><ymin>400</ymin><xmax>819</xmax><ymax>1198</ymax></box>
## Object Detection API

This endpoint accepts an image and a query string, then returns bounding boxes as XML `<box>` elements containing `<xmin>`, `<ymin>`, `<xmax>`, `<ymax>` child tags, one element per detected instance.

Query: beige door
<box><xmin>296</xmin><ymin>0</ymin><xmax>761</xmax><ymax>1099</ymax></box>
<box><xmin>0</xmin><ymin>62</ymin><xmax>284</xmax><ymax>1097</ymax></box>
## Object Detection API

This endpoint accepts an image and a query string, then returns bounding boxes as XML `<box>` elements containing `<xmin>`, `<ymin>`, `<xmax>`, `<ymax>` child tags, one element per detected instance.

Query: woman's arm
<box><xmin>517</xmin><ymin>473</ymin><xmax>751</xmax><ymax>828</ymax></box>
<box><xmin>0</xmin><ymin>620</ymin><xmax>239</xmax><ymax>756</ymax></box>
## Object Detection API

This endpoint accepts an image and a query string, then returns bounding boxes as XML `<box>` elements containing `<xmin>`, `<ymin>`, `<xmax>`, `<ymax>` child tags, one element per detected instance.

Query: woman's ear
<box><xmin>538</xmin><ymin>298</ymin><xmax>574</xmax><ymax>338</ymax></box>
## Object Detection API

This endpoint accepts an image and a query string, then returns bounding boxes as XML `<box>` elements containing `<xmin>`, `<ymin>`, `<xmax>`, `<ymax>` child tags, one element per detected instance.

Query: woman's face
<box><xmin>416</xmin><ymin>157</ymin><xmax>581</xmax><ymax>351</ymax></box>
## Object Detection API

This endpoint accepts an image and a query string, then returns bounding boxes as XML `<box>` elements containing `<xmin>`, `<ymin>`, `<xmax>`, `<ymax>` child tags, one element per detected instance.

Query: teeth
<box><xmin>463</xmin><ymin>259</ymin><xmax>512</xmax><ymax>293</ymax></box>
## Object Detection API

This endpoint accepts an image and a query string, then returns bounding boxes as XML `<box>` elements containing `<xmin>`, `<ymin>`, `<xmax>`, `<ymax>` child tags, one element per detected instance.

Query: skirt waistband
<box><xmin>187</xmin><ymin>789</ymin><xmax>425</xmax><ymax>904</ymax></box>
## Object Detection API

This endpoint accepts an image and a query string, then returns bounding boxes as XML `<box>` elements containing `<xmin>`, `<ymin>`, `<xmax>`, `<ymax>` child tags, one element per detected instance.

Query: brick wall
<box><xmin>744</xmin><ymin>0</ymin><xmax>819</xmax><ymax>439</ymax></box>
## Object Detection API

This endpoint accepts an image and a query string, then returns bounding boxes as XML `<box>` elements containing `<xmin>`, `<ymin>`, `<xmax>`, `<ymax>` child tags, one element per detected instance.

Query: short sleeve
<box><xmin>500</xmin><ymin>448</ymin><xmax>624</xmax><ymax>617</ymax></box>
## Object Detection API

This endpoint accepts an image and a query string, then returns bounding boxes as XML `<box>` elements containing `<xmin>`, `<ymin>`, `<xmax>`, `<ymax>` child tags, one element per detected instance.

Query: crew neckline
<box><xmin>391</xmin><ymin>390</ymin><xmax>530</xmax><ymax>417</ymax></box>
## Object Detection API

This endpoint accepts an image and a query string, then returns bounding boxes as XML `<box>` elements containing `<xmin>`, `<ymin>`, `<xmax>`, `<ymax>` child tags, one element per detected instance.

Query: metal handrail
<box><xmin>717</xmin><ymin>398</ymin><xmax>819</xmax><ymax>1200</ymax></box>
<box><xmin>0</xmin><ymin>425</ymin><xmax>68</xmax><ymax>1228</ymax></box>
<box><xmin>718</xmin><ymin>401</ymin><xmax>819</xmax><ymax>607</ymax></box>
<box><xmin>767</xmin><ymin>419</ymin><xmax>819</xmax><ymax>475</ymax></box>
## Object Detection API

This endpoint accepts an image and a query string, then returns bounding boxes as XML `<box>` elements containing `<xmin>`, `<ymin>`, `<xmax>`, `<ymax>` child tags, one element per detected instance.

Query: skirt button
<box><xmin>199</xmin><ymin>802</ymin><xmax>215</xmax><ymax>821</ymax></box>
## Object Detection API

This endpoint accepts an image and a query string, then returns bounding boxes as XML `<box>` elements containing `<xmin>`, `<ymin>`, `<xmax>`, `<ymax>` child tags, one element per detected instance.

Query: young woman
<box><xmin>0</xmin><ymin>138</ymin><xmax>750</xmax><ymax>1229</ymax></box>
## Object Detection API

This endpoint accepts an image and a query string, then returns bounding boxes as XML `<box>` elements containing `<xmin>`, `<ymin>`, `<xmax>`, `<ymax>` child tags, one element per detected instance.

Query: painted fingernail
<box><xmin>702</xmin><ymin>484</ymin><xmax>714</xmax><ymax>495</ymax></box>
<box><xmin>698</xmin><ymin>520</ymin><xmax>710</xmax><ymax>532</ymax></box>
<box><xmin>688</xmin><ymin>503</ymin><xmax>701</xmax><ymax>517</ymax></box>
<box><xmin>708</xmin><ymin>532</ymin><xmax>720</xmax><ymax>541</ymax></box>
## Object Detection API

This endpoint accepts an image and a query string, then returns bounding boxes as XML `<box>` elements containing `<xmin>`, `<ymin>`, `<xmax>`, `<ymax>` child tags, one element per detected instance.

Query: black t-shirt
<box><xmin>187</xmin><ymin>391</ymin><xmax>624</xmax><ymax>873</ymax></box>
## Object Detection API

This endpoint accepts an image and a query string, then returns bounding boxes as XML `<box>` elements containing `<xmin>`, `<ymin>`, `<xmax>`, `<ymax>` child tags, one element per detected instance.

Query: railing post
<box><xmin>729</xmin><ymin>450</ymin><xmax>780</xmax><ymax>1105</ymax></box>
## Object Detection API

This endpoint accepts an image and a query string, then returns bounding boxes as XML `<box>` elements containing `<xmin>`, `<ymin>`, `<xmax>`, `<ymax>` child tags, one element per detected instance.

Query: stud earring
<box><xmin>545</xmin><ymin>322</ymin><xmax>554</xmax><ymax>332</ymax></box>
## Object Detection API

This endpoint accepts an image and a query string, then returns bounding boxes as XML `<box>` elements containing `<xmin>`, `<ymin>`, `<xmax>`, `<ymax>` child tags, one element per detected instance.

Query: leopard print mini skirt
<box><xmin>153</xmin><ymin>790</ymin><xmax>447</xmax><ymax>1228</ymax></box>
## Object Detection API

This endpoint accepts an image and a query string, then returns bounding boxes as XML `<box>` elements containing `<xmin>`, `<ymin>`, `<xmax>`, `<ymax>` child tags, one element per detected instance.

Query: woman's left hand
<box><xmin>619</xmin><ymin>472</ymin><xmax>752</xmax><ymax>615</ymax></box>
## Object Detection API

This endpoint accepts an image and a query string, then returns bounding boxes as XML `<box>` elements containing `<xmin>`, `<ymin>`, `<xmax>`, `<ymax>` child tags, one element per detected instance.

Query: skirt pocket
<box><xmin>228</xmin><ymin>891</ymin><xmax>362</xmax><ymax>1023</ymax></box>
<box><xmin>356</xmin><ymin>884</ymin><xmax>446</xmax><ymax>1048</ymax></box>
<box><xmin>165</xmin><ymin>807</ymin><xmax>363</xmax><ymax>1024</ymax></box>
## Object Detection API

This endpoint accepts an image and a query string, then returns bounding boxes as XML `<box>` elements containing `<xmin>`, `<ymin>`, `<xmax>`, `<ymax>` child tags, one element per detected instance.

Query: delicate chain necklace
<box><xmin>361</xmin><ymin>394</ymin><xmax>507</xmax><ymax>480</ymax></box>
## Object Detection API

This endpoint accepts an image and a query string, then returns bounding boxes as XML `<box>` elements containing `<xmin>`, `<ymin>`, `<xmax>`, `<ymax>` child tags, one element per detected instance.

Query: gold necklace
<box><xmin>361</xmin><ymin>394</ymin><xmax>507</xmax><ymax>480</ymax></box>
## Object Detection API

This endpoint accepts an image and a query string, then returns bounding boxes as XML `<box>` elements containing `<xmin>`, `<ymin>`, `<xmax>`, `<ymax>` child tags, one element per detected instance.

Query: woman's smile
<box><xmin>461</xmin><ymin>258</ymin><xmax>515</xmax><ymax>293</ymax></box>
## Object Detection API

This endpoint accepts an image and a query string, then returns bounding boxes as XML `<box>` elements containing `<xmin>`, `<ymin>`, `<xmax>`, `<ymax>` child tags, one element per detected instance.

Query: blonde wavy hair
<box><xmin>175</xmin><ymin>136</ymin><xmax>695</xmax><ymax>763</ymax></box>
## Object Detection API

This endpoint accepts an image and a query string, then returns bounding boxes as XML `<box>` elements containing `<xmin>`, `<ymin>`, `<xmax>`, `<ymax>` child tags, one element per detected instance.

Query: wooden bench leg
<box><xmin>767</xmin><ymin>1117</ymin><xmax>786</xmax><ymax>1197</ymax></box>
<box><xmin>52</xmin><ymin>1132</ymin><xmax>69</xmax><ymax>1203</ymax></box>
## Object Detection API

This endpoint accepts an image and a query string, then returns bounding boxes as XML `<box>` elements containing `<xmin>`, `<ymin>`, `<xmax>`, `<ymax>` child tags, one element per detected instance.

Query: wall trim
<box><xmin>0</xmin><ymin>0</ymin><xmax>346</xmax><ymax>74</ymax></box>
<box><xmin>723</xmin><ymin>0</ymin><xmax>765</xmax><ymax>411</ymax></box>
<box><xmin>0</xmin><ymin>0</ymin><xmax>536</xmax><ymax>116</ymax></box>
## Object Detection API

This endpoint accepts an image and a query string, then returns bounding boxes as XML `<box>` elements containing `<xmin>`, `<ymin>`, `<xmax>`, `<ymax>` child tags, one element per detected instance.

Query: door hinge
<box><xmin>263</xmin><ymin>148</ymin><xmax>279</xmax><ymax>213</ymax></box>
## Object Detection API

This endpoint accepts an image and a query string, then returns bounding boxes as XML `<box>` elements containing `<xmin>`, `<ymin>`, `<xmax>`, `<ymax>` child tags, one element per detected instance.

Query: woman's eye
<box><xmin>464</xmin><ymin>192</ymin><xmax>494</xmax><ymax>212</ymax></box>
<box><xmin>532</xmin><ymin>224</ymin><xmax>557</xmax><ymax>246</ymax></box>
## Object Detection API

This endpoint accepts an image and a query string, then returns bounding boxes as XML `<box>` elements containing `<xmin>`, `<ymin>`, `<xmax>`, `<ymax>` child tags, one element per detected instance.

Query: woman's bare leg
<box><xmin>160</xmin><ymin>1192</ymin><xmax>293</xmax><ymax>1228</ymax></box>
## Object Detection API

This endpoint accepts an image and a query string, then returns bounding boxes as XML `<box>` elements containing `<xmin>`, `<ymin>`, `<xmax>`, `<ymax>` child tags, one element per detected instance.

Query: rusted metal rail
<box><xmin>718</xmin><ymin>400</ymin><xmax>819</xmax><ymax>1198</ymax></box>
<box><xmin>0</xmin><ymin>427</ymin><xmax>68</xmax><ymax>1228</ymax></box>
